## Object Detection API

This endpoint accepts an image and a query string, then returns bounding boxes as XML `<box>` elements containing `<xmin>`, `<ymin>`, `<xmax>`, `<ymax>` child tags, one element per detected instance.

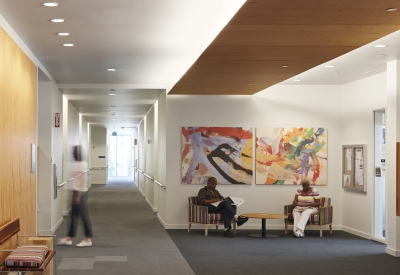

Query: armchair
<box><xmin>188</xmin><ymin>196</ymin><xmax>237</xmax><ymax>236</ymax></box>
<box><xmin>284</xmin><ymin>197</ymin><xmax>333</xmax><ymax>237</ymax></box>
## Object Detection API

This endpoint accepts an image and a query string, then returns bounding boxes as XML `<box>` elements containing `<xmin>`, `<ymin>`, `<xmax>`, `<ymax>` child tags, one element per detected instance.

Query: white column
<box><xmin>386</xmin><ymin>60</ymin><xmax>400</xmax><ymax>256</ymax></box>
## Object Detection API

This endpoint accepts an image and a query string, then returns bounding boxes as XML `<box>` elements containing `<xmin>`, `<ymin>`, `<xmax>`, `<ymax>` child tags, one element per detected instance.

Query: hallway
<box><xmin>54</xmin><ymin>179</ymin><xmax>194</xmax><ymax>275</ymax></box>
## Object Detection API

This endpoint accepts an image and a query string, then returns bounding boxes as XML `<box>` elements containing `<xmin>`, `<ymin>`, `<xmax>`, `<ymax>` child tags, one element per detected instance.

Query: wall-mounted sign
<box><xmin>55</xmin><ymin>113</ymin><xmax>60</xmax><ymax>128</ymax></box>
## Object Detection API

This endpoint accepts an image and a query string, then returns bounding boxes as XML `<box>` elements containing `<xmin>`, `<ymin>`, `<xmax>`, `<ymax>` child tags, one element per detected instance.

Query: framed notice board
<box><xmin>342</xmin><ymin>144</ymin><xmax>367</xmax><ymax>193</ymax></box>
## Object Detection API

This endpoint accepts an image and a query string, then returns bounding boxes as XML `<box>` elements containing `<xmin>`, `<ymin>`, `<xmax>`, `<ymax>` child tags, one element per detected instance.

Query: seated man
<box><xmin>197</xmin><ymin>177</ymin><xmax>248</xmax><ymax>238</ymax></box>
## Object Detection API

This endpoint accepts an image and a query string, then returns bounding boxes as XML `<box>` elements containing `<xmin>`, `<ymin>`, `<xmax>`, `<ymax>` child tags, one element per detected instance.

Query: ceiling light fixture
<box><xmin>387</xmin><ymin>8</ymin><xmax>397</xmax><ymax>11</ymax></box>
<box><xmin>62</xmin><ymin>43</ymin><xmax>74</xmax><ymax>47</ymax></box>
<box><xmin>107</xmin><ymin>68</ymin><xmax>116</xmax><ymax>71</ymax></box>
<box><xmin>282</xmin><ymin>65</ymin><xmax>288</xmax><ymax>68</ymax></box>
<box><xmin>374</xmin><ymin>45</ymin><xmax>388</xmax><ymax>48</ymax></box>
<box><xmin>325</xmin><ymin>65</ymin><xmax>335</xmax><ymax>68</ymax></box>
<box><xmin>378</xmin><ymin>54</ymin><xmax>386</xmax><ymax>57</ymax></box>
<box><xmin>58</xmin><ymin>33</ymin><xmax>70</xmax><ymax>36</ymax></box>
<box><xmin>43</xmin><ymin>3</ymin><xmax>58</xmax><ymax>7</ymax></box>
<box><xmin>109</xmin><ymin>93</ymin><xmax>116</xmax><ymax>96</ymax></box>
<box><xmin>292</xmin><ymin>79</ymin><xmax>302</xmax><ymax>82</ymax></box>
<box><xmin>51</xmin><ymin>19</ymin><xmax>64</xmax><ymax>23</ymax></box>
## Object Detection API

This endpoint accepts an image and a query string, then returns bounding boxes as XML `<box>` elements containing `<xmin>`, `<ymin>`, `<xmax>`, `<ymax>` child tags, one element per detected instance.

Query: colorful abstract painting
<box><xmin>256</xmin><ymin>127</ymin><xmax>327</xmax><ymax>185</ymax></box>
<box><xmin>182</xmin><ymin>127</ymin><xmax>253</xmax><ymax>184</ymax></box>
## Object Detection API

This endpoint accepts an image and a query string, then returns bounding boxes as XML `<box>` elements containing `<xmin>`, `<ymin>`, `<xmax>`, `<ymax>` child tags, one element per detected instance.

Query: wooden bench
<box><xmin>0</xmin><ymin>218</ymin><xmax>56</xmax><ymax>275</ymax></box>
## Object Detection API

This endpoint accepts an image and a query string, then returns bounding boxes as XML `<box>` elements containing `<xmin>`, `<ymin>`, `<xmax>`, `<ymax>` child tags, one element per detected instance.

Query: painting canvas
<box><xmin>182</xmin><ymin>127</ymin><xmax>253</xmax><ymax>184</ymax></box>
<box><xmin>256</xmin><ymin>127</ymin><xmax>327</xmax><ymax>185</ymax></box>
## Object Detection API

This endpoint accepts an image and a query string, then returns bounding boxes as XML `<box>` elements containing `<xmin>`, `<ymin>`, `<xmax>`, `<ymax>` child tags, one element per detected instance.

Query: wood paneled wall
<box><xmin>0</xmin><ymin>27</ymin><xmax>37</xmax><ymax>239</ymax></box>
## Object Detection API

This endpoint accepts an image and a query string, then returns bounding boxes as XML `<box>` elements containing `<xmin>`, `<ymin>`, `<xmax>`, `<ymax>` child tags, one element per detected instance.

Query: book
<box><xmin>211</xmin><ymin>196</ymin><xmax>245</xmax><ymax>207</ymax></box>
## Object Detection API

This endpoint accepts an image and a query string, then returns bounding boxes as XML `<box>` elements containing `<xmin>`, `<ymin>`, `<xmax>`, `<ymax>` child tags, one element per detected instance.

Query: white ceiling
<box><xmin>1</xmin><ymin>0</ymin><xmax>400</xmax><ymax>130</ymax></box>
<box><xmin>276</xmin><ymin>29</ymin><xmax>400</xmax><ymax>87</ymax></box>
<box><xmin>0</xmin><ymin>0</ymin><xmax>245</xmax><ymax>132</ymax></box>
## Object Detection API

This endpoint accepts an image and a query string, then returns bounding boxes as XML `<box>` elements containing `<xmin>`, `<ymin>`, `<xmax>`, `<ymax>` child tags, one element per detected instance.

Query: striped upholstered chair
<box><xmin>284</xmin><ymin>197</ymin><xmax>333</xmax><ymax>237</ymax></box>
<box><xmin>188</xmin><ymin>196</ymin><xmax>237</xmax><ymax>236</ymax></box>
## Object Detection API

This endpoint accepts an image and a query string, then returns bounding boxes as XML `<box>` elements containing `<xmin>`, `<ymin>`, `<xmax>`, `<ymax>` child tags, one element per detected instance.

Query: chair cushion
<box><xmin>287</xmin><ymin>213</ymin><xmax>320</xmax><ymax>225</ymax></box>
<box><xmin>4</xmin><ymin>245</ymin><xmax>49</xmax><ymax>267</ymax></box>
<box><xmin>208</xmin><ymin>213</ymin><xmax>223</xmax><ymax>224</ymax></box>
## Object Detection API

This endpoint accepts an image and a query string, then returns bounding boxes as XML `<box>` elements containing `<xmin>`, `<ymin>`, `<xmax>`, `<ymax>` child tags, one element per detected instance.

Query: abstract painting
<box><xmin>182</xmin><ymin>127</ymin><xmax>253</xmax><ymax>184</ymax></box>
<box><xmin>256</xmin><ymin>127</ymin><xmax>327</xmax><ymax>185</ymax></box>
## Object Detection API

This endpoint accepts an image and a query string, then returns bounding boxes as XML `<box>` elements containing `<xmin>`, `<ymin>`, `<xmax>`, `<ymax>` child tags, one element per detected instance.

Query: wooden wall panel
<box><xmin>0</xmin><ymin>26</ymin><xmax>37</xmax><ymax>253</ymax></box>
<box><xmin>170</xmin><ymin>0</ymin><xmax>400</xmax><ymax>95</ymax></box>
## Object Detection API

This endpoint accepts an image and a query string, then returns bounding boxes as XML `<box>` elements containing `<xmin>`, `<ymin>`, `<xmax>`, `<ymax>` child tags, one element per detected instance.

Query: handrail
<box><xmin>57</xmin><ymin>169</ymin><xmax>90</xmax><ymax>189</ymax></box>
<box><xmin>91</xmin><ymin>166</ymin><xmax>108</xmax><ymax>170</ymax></box>
<box><xmin>134</xmin><ymin>166</ymin><xmax>166</xmax><ymax>190</ymax></box>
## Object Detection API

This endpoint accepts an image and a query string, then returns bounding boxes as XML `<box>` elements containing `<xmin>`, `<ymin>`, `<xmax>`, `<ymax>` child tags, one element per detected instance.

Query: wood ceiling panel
<box><xmin>169</xmin><ymin>0</ymin><xmax>400</xmax><ymax>95</ymax></box>
<box><xmin>198</xmin><ymin>46</ymin><xmax>358</xmax><ymax>62</ymax></box>
<box><xmin>212</xmin><ymin>25</ymin><xmax>400</xmax><ymax>46</ymax></box>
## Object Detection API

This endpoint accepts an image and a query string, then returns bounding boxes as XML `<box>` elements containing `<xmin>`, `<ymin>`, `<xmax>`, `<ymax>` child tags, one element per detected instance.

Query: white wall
<box><xmin>156</xmin><ymin>91</ymin><xmax>167</xmax><ymax>225</ymax></box>
<box><xmin>37</xmin><ymin>81</ymin><xmax>53</xmax><ymax>235</ymax></box>
<box><xmin>90</xmin><ymin>127</ymin><xmax>107</xmax><ymax>184</ymax></box>
<box><xmin>341</xmin><ymin>73</ymin><xmax>387</xmax><ymax>238</ymax></box>
<box><xmin>145</xmin><ymin>106</ymin><xmax>156</xmax><ymax>210</ymax></box>
<box><xmin>138</xmin><ymin>119</ymin><xmax>146</xmax><ymax>195</ymax></box>
<box><xmin>37</xmin><ymin>81</ymin><xmax>64</xmax><ymax>235</ymax></box>
<box><xmin>165</xmin><ymin>86</ymin><xmax>343</xmax><ymax>229</ymax></box>
<box><xmin>51</xmin><ymin>83</ymin><xmax>63</xmax><ymax>232</ymax></box>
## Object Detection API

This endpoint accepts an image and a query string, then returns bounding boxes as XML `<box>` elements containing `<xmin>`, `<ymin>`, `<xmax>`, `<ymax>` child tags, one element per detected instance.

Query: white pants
<box><xmin>293</xmin><ymin>206</ymin><xmax>318</xmax><ymax>233</ymax></box>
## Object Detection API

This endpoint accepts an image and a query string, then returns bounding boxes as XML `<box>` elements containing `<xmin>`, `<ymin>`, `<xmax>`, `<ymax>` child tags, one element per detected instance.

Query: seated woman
<box><xmin>292</xmin><ymin>178</ymin><xmax>320</xmax><ymax>237</ymax></box>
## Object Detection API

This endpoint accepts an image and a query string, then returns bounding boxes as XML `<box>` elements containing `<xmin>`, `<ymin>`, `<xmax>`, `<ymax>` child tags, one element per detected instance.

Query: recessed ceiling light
<box><xmin>51</xmin><ymin>19</ymin><xmax>64</xmax><ymax>23</ymax></box>
<box><xmin>374</xmin><ymin>45</ymin><xmax>388</xmax><ymax>48</ymax></box>
<box><xmin>57</xmin><ymin>33</ymin><xmax>70</xmax><ymax>36</ymax></box>
<box><xmin>109</xmin><ymin>93</ymin><xmax>116</xmax><ymax>96</ymax></box>
<box><xmin>282</xmin><ymin>65</ymin><xmax>288</xmax><ymax>68</ymax></box>
<box><xmin>43</xmin><ymin>3</ymin><xmax>58</xmax><ymax>7</ymax></box>
<box><xmin>325</xmin><ymin>65</ymin><xmax>335</xmax><ymax>68</ymax></box>
<box><xmin>107</xmin><ymin>69</ymin><xmax>116</xmax><ymax>71</ymax></box>
<box><xmin>292</xmin><ymin>79</ymin><xmax>302</xmax><ymax>82</ymax></box>
<box><xmin>387</xmin><ymin>8</ymin><xmax>397</xmax><ymax>11</ymax></box>
<box><xmin>365</xmin><ymin>70</ymin><xmax>380</xmax><ymax>75</ymax></box>
<box><xmin>62</xmin><ymin>43</ymin><xmax>74</xmax><ymax>47</ymax></box>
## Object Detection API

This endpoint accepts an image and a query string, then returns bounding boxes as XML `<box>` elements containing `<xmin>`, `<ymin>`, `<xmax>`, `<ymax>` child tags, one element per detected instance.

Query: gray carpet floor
<box><xmin>54</xmin><ymin>178</ymin><xmax>194</xmax><ymax>275</ymax></box>
<box><xmin>54</xmin><ymin>178</ymin><xmax>400</xmax><ymax>275</ymax></box>
<box><xmin>167</xmin><ymin>228</ymin><xmax>400</xmax><ymax>275</ymax></box>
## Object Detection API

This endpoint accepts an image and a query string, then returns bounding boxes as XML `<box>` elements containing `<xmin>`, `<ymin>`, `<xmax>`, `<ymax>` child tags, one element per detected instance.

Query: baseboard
<box><xmin>164</xmin><ymin>224</ymin><xmax>342</xmax><ymax>230</ymax></box>
<box><xmin>138</xmin><ymin>187</ymin><xmax>145</xmax><ymax>197</ymax></box>
<box><xmin>385</xmin><ymin>247</ymin><xmax>400</xmax><ymax>257</ymax></box>
<box><xmin>38</xmin><ymin>229</ymin><xmax>53</xmax><ymax>235</ymax></box>
<box><xmin>51</xmin><ymin>217</ymin><xmax>64</xmax><ymax>234</ymax></box>
<box><xmin>341</xmin><ymin>226</ymin><xmax>371</xmax><ymax>239</ymax></box>
<box><xmin>91</xmin><ymin>182</ymin><xmax>107</xmax><ymax>185</ymax></box>
<box><xmin>145</xmin><ymin>198</ymin><xmax>157</xmax><ymax>212</ymax></box>
<box><xmin>157</xmin><ymin>214</ymin><xmax>166</xmax><ymax>228</ymax></box>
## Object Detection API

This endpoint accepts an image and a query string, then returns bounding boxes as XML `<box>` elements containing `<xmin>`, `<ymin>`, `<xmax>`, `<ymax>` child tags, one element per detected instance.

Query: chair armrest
<box><xmin>188</xmin><ymin>204</ymin><xmax>209</xmax><ymax>224</ymax></box>
<box><xmin>284</xmin><ymin>204</ymin><xmax>294</xmax><ymax>223</ymax></box>
<box><xmin>284</xmin><ymin>204</ymin><xmax>294</xmax><ymax>215</ymax></box>
<box><xmin>318</xmin><ymin>206</ymin><xmax>333</xmax><ymax>225</ymax></box>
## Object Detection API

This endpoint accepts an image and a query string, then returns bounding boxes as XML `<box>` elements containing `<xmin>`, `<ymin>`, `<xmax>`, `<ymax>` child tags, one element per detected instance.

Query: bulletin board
<box><xmin>342</xmin><ymin>144</ymin><xmax>367</xmax><ymax>193</ymax></box>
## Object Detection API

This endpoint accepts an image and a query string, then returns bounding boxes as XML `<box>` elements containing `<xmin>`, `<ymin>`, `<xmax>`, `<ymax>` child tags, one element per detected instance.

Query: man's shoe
<box><xmin>224</xmin><ymin>230</ymin><xmax>234</xmax><ymax>238</ymax></box>
<box><xmin>236</xmin><ymin>216</ymin><xmax>249</xmax><ymax>226</ymax></box>
<box><xmin>57</xmin><ymin>238</ymin><xmax>72</xmax><ymax>246</ymax></box>
<box><xmin>76</xmin><ymin>240</ymin><xmax>92</xmax><ymax>247</ymax></box>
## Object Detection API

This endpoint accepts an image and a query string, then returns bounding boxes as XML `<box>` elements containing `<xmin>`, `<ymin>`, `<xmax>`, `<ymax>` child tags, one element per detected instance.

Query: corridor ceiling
<box><xmin>1</xmin><ymin>0</ymin><xmax>400</xmax><ymax>130</ymax></box>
